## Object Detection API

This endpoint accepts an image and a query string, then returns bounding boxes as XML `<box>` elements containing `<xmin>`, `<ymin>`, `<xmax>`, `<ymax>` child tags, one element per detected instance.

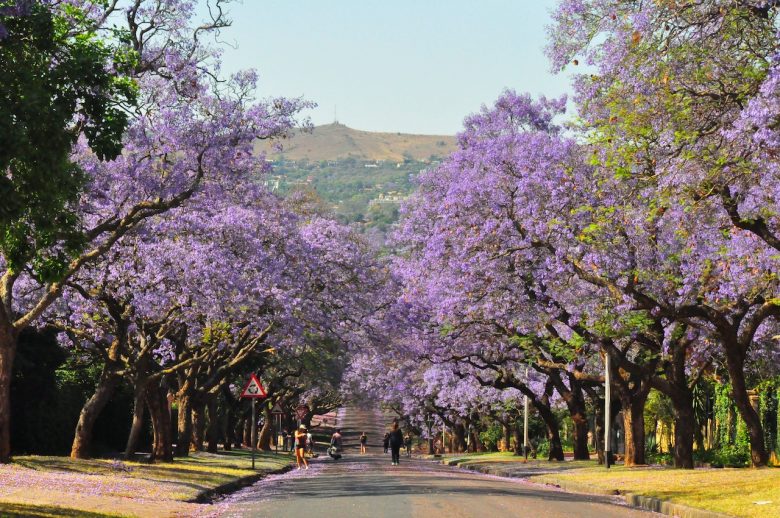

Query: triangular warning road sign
<box><xmin>240</xmin><ymin>374</ymin><xmax>267</xmax><ymax>398</ymax></box>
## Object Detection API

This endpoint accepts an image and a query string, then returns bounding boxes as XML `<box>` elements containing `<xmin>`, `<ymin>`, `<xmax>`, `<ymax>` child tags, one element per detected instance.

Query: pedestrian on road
<box><xmin>383</xmin><ymin>432</ymin><xmax>390</xmax><ymax>454</ymax></box>
<box><xmin>330</xmin><ymin>429</ymin><xmax>343</xmax><ymax>452</ymax></box>
<box><xmin>389</xmin><ymin>422</ymin><xmax>403</xmax><ymax>465</ymax></box>
<box><xmin>306</xmin><ymin>430</ymin><xmax>314</xmax><ymax>456</ymax></box>
<box><xmin>360</xmin><ymin>431</ymin><xmax>367</xmax><ymax>454</ymax></box>
<box><xmin>295</xmin><ymin>425</ymin><xmax>309</xmax><ymax>470</ymax></box>
<box><xmin>329</xmin><ymin>428</ymin><xmax>343</xmax><ymax>460</ymax></box>
<box><xmin>404</xmin><ymin>432</ymin><xmax>412</xmax><ymax>458</ymax></box>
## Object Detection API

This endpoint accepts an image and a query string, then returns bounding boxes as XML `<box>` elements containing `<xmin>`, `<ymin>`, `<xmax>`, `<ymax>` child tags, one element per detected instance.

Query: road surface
<box><xmin>216</xmin><ymin>407</ymin><xmax>652</xmax><ymax>518</ymax></box>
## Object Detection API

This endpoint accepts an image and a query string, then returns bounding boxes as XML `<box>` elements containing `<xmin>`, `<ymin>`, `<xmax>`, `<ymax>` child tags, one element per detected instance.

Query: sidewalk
<box><xmin>438</xmin><ymin>452</ymin><xmax>779</xmax><ymax>518</ymax></box>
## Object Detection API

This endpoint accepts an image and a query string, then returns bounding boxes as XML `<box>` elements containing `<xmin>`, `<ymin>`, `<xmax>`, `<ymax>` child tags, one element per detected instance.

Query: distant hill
<box><xmin>255</xmin><ymin>122</ymin><xmax>457</xmax><ymax>162</ymax></box>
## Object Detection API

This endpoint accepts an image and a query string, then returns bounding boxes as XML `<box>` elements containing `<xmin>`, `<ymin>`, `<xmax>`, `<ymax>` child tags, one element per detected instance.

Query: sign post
<box><xmin>240</xmin><ymin>374</ymin><xmax>267</xmax><ymax>470</ymax></box>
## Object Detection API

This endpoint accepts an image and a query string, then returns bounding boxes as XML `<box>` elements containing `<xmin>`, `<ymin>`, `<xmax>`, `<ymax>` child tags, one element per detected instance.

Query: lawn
<box><xmin>531</xmin><ymin>465</ymin><xmax>780</xmax><ymax>518</ymax></box>
<box><xmin>0</xmin><ymin>450</ymin><xmax>294</xmax><ymax>517</ymax></box>
<box><xmin>440</xmin><ymin>453</ymin><xmax>780</xmax><ymax>518</ymax></box>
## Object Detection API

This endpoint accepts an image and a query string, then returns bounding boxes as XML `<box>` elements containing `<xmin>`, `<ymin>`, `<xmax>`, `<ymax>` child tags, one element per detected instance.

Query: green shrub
<box><xmin>479</xmin><ymin>422</ymin><xmax>503</xmax><ymax>452</ymax></box>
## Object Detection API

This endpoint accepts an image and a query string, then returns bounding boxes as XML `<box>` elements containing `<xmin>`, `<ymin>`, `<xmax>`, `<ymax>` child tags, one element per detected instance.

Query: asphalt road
<box><xmin>217</xmin><ymin>407</ymin><xmax>652</xmax><ymax>518</ymax></box>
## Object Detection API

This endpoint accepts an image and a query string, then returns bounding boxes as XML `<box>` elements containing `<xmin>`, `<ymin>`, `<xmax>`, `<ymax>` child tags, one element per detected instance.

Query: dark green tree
<box><xmin>0</xmin><ymin>0</ymin><xmax>135</xmax><ymax>462</ymax></box>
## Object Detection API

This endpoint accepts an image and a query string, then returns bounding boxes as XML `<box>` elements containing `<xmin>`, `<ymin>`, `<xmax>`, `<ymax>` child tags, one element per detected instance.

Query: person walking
<box><xmin>404</xmin><ymin>432</ymin><xmax>412</xmax><ymax>458</ymax></box>
<box><xmin>360</xmin><ymin>431</ymin><xmax>367</xmax><ymax>454</ymax></box>
<box><xmin>383</xmin><ymin>432</ymin><xmax>390</xmax><ymax>454</ymax></box>
<box><xmin>389</xmin><ymin>422</ymin><xmax>404</xmax><ymax>466</ymax></box>
<box><xmin>295</xmin><ymin>425</ymin><xmax>309</xmax><ymax>470</ymax></box>
<box><xmin>329</xmin><ymin>428</ymin><xmax>343</xmax><ymax>459</ymax></box>
<box><xmin>330</xmin><ymin>429</ymin><xmax>343</xmax><ymax>452</ymax></box>
<box><xmin>306</xmin><ymin>429</ymin><xmax>314</xmax><ymax>456</ymax></box>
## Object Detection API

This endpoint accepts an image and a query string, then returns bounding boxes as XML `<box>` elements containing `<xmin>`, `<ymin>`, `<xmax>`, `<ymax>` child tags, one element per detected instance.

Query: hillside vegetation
<box><xmin>255</xmin><ymin>122</ymin><xmax>457</xmax><ymax>162</ymax></box>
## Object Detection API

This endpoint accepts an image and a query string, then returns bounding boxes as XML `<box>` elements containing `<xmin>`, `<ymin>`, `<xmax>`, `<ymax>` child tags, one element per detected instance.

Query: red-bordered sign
<box><xmin>240</xmin><ymin>374</ymin><xmax>267</xmax><ymax>398</ymax></box>
<box><xmin>295</xmin><ymin>404</ymin><xmax>310</xmax><ymax>420</ymax></box>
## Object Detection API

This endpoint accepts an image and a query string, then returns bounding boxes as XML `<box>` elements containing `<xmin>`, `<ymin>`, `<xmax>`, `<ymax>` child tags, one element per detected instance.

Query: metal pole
<box><xmin>604</xmin><ymin>353</ymin><xmax>612</xmax><ymax>469</ymax></box>
<box><xmin>523</xmin><ymin>366</ymin><xmax>529</xmax><ymax>458</ymax></box>
<box><xmin>251</xmin><ymin>398</ymin><xmax>257</xmax><ymax>470</ymax></box>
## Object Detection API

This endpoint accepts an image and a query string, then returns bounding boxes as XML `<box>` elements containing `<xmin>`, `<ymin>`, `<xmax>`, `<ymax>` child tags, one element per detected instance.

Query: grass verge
<box><xmin>441</xmin><ymin>453</ymin><xmax>780</xmax><ymax>517</ymax></box>
<box><xmin>0</xmin><ymin>449</ymin><xmax>294</xmax><ymax>517</ymax></box>
<box><xmin>530</xmin><ymin>465</ymin><xmax>780</xmax><ymax>518</ymax></box>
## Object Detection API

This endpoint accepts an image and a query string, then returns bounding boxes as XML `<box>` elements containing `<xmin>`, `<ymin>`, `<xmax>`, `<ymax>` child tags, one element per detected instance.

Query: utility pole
<box><xmin>604</xmin><ymin>353</ymin><xmax>612</xmax><ymax>468</ymax></box>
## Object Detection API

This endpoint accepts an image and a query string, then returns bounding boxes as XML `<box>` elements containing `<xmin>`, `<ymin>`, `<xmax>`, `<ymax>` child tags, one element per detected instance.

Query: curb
<box><xmin>442</xmin><ymin>460</ymin><xmax>734</xmax><ymax>518</ymax></box>
<box><xmin>189</xmin><ymin>464</ymin><xmax>294</xmax><ymax>504</ymax></box>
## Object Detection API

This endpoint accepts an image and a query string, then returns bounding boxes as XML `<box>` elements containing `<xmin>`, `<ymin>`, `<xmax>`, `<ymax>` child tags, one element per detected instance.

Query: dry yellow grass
<box><xmin>444</xmin><ymin>453</ymin><xmax>779</xmax><ymax>517</ymax></box>
<box><xmin>532</xmin><ymin>465</ymin><xmax>780</xmax><ymax>518</ymax></box>
<box><xmin>255</xmin><ymin>122</ymin><xmax>457</xmax><ymax>162</ymax></box>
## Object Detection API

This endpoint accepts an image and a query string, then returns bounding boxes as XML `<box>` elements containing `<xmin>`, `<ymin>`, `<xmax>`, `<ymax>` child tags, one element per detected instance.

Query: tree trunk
<box><xmin>258</xmin><ymin>406</ymin><xmax>273</xmax><ymax>451</ymax></box>
<box><xmin>234</xmin><ymin>416</ymin><xmax>245</xmax><ymax>449</ymax></box>
<box><xmin>146</xmin><ymin>384</ymin><xmax>173</xmax><ymax>462</ymax></box>
<box><xmin>622</xmin><ymin>396</ymin><xmax>647</xmax><ymax>466</ymax></box>
<box><xmin>206</xmin><ymin>395</ymin><xmax>219</xmax><ymax>453</ymax></box>
<box><xmin>503</xmin><ymin>422</ymin><xmax>511</xmax><ymax>452</ymax></box>
<box><xmin>693</xmin><ymin>420</ymin><xmax>705</xmax><ymax>455</ymax></box>
<box><xmin>454</xmin><ymin>423</ymin><xmax>467</xmax><ymax>453</ymax></box>
<box><xmin>0</xmin><ymin>327</ymin><xmax>16</xmax><ymax>463</ymax></box>
<box><xmin>512</xmin><ymin>420</ymin><xmax>522</xmax><ymax>455</ymax></box>
<box><xmin>175</xmin><ymin>393</ymin><xmax>192</xmax><ymax>457</ymax></box>
<box><xmin>594</xmin><ymin>408</ymin><xmax>605</xmax><ymax>464</ymax></box>
<box><xmin>471</xmin><ymin>429</ymin><xmax>484</xmax><ymax>452</ymax></box>
<box><xmin>223</xmin><ymin>410</ymin><xmax>234</xmax><ymax>451</ymax></box>
<box><xmin>124</xmin><ymin>386</ymin><xmax>148</xmax><ymax>460</ymax></box>
<box><xmin>724</xmin><ymin>346</ymin><xmax>768</xmax><ymax>467</ymax></box>
<box><xmin>672</xmin><ymin>395</ymin><xmax>695</xmax><ymax>469</ymax></box>
<box><xmin>535</xmin><ymin>402</ymin><xmax>564</xmax><ymax>461</ymax></box>
<box><xmin>192</xmin><ymin>399</ymin><xmax>206</xmax><ymax>451</ymax></box>
<box><xmin>70</xmin><ymin>360</ymin><xmax>123</xmax><ymax>459</ymax></box>
<box><xmin>243</xmin><ymin>414</ymin><xmax>252</xmax><ymax>447</ymax></box>
<box><xmin>571</xmin><ymin>411</ymin><xmax>590</xmax><ymax>460</ymax></box>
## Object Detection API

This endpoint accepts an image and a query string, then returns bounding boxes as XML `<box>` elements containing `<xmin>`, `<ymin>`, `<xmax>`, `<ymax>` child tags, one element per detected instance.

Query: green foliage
<box><xmin>478</xmin><ymin>422</ymin><xmax>503</xmax><ymax>452</ymax></box>
<box><xmin>273</xmin><ymin>159</ymin><xmax>429</xmax><ymax>232</ymax></box>
<box><xmin>702</xmin><ymin>444</ymin><xmax>750</xmax><ymax>468</ymax></box>
<box><xmin>713</xmin><ymin>382</ymin><xmax>734</xmax><ymax>448</ymax></box>
<box><xmin>0</xmin><ymin>1</ymin><xmax>136</xmax><ymax>278</ymax></box>
<box><xmin>645</xmin><ymin>451</ymin><xmax>673</xmax><ymax>466</ymax></box>
<box><xmin>644</xmin><ymin>389</ymin><xmax>674</xmax><ymax>455</ymax></box>
<box><xmin>707</xmin><ymin>381</ymin><xmax>752</xmax><ymax>467</ymax></box>
<box><xmin>536</xmin><ymin>439</ymin><xmax>550</xmax><ymax>458</ymax></box>
<box><xmin>11</xmin><ymin>329</ymin><xmax>137</xmax><ymax>455</ymax></box>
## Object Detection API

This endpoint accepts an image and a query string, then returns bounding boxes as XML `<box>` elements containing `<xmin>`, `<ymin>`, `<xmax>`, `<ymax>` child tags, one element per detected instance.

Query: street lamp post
<box><xmin>523</xmin><ymin>366</ymin><xmax>530</xmax><ymax>459</ymax></box>
<box><xmin>604</xmin><ymin>353</ymin><xmax>612</xmax><ymax>469</ymax></box>
<box><xmin>425</xmin><ymin>415</ymin><xmax>434</xmax><ymax>455</ymax></box>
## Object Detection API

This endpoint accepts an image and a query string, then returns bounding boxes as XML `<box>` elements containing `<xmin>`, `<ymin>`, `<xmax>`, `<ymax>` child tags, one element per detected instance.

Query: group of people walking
<box><xmin>287</xmin><ymin>418</ymin><xmax>416</xmax><ymax>470</ymax></box>
<box><xmin>360</xmin><ymin>421</ymin><xmax>412</xmax><ymax>465</ymax></box>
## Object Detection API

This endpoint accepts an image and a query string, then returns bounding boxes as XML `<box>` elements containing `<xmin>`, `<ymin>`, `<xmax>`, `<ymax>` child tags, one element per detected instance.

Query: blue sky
<box><xmin>209</xmin><ymin>0</ymin><xmax>571</xmax><ymax>135</ymax></box>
